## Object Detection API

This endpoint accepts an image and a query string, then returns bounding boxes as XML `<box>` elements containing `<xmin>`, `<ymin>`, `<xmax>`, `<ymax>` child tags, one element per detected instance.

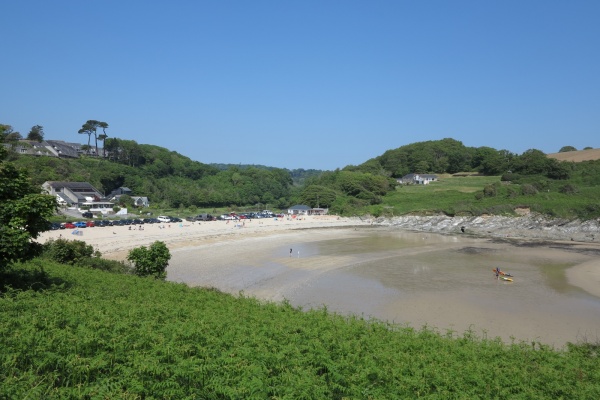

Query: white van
<box><xmin>157</xmin><ymin>216</ymin><xmax>171</xmax><ymax>223</ymax></box>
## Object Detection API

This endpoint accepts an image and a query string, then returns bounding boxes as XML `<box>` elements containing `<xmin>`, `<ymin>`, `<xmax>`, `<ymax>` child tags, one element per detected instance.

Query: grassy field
<box><xmin>2</xmin><ymin>261</ymin><xmax>599</xmax><ymax>399</ymax></box>
<box><xmin>371</xmin><ymin>175</ymin><xmax>600</xmax><ymax>219</ymax></box>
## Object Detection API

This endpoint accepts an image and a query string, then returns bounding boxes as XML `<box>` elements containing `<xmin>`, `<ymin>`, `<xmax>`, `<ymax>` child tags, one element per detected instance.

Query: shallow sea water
<box><xmin>168</xmin><ymin>228</ymin><xmax>600</xmax><ymax>347</ymax></box>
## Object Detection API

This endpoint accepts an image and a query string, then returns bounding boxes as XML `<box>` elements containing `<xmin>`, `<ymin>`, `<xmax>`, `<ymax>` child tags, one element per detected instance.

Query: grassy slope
<box><xmin>2</xmin><ymin>261</ymin><xmax>599</xmax><ymax>399</ymax></box>
<box><xmin>373</xmin><ymin>175</ymin><xmax>600</xmax><ymax>219</ymax></box>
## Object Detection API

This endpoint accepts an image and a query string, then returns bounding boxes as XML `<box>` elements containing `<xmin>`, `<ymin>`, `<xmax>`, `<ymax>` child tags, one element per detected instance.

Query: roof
<box><xmin>401</xmin><ymin>173</ymin><xmax>438</xmax><ymax>180</ymax></box>
<box><xmin>45</xmin><ymin>140</ymin><xmax>80</xmax><ymax>158</ymax></box>
<box><xmin>288</xmin><ymin>204</ymin><xmax>311</xmax><ymax>210</ymax></box>
<box><xmin>44</xmin><ymin>181</ymin><xmax>99</xmax><ymax>191</ymax></box>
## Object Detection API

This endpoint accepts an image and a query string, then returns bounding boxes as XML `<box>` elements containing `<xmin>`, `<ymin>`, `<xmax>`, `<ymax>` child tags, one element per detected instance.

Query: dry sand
<box><xmin>38</xmin><ymin>215</ymin><xmax>369</xmax><ymax>261</ymax></box>
<box><xmin>37</xmin><ymin>215</ymin><xmax>600</xmax><ymax>346</ymax></box>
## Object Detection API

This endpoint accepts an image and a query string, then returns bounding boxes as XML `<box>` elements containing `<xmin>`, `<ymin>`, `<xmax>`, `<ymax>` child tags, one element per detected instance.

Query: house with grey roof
<box><xmin>42</xmin><ymin>181</ymin><xmax>105</xmax><ymax>207</ymax></box>
<box><xmin>45</xmin><ymin>140</ymin><xmax>81</xmax><ymax>158</ymax></box>
<box><xmin>10</xmin><ymin>140</ymin><xmax>55</xmax><ymax>157</ymax></box>
<box><xmin>132</xmin><ymin>196</ymin><xmax>150</xmax><ymax>207</ymax></box>
<box><xmin>397</xmin><ymin>173</ymin><xmax>438</xmax><ymax>185</ymax></box>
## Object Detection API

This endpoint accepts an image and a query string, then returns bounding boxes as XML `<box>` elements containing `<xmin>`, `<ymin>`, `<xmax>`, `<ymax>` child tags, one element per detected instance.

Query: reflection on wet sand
<box><xmin>168</xmin><ymin>227</ymin><xmax>600</xmax><ymax>348</ymax></box>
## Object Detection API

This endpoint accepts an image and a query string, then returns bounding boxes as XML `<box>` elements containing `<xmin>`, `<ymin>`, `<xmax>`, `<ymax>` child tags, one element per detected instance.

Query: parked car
<box><xmin>168</xmin><ymin>216</ymin><xmax>182</xmax><ymax>223</ymax></box>
<box><xmin>63</xmin><ymin>222</ymin><xmax>76</xmax><ymax>229</ymax></box>
<box><xmin>157</xmin><ymin>216</ymin><xmax>171</xmax><ymax>223</ymax></box>
<box><xmin>86</xmin><ymin>221</ymin><xmax>95</xmax><ymax>227</ymax></box>
<box><xmin>81</xmin><ymin>211</ymin><xmax>93</xmax><ymax>218</ymax></box>
<box><xmin>74</xmin><ymin>221</ymin><xmax>87</xmax><ymax>228</ymax></box>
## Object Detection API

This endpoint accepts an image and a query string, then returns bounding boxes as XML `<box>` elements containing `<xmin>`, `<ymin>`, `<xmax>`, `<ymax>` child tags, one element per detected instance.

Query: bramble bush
<box><xmin>41</xmin><ymin>238</ymin><xmax>128</xmax><ymax>273</ymax></box>
<box><xmin>127</xmin><ymin>240</ymin><xmax>171</xmax><ymax>279</ymax></box>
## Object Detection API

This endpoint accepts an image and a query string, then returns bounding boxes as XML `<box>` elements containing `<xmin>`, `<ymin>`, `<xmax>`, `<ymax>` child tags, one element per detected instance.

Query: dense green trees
<box><xmin>362</xmin><ymin>138</ymin><xmax>572</xmax><ymax>182</ymax></box>
<box><xmin>0</xmin><ymin>137</ymin><xmax>56</xmax><ymax>267</ymax></box>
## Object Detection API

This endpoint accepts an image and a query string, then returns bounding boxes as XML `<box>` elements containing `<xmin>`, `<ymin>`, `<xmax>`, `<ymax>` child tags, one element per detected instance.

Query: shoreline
<box><xmin>37</xmin><ymin>215</ymin><xmax>600</xmax><ymax>299</ymax></box>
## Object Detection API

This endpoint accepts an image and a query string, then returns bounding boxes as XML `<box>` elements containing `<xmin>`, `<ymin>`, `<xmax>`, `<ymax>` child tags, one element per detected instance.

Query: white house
<box><xmin>397</xmin><ymin>173</ymin><xmax>438</xmax><ymax>185</ymax></box>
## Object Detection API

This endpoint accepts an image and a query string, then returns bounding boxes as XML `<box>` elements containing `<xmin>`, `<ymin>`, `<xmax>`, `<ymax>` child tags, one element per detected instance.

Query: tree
<box><xmin>26</xmin><ymin>125</ymin><xmax>44</xmax><ymax>142</ymax></box>
<box><xmin>301</xmin><ymin>185</ymin><xmax>337</xmax><ymax>207</ymax></box>
<box><xmin>78</xmin><ymin>120</ymin><xmax>108</xmax><ymax>156</ymax></box>
<box><xmin>78</xmin><ymin>120</ymin><xmax>97</xmax><ymax>154</ymax></box>
<box><xmin>98</xmin><ymin>133</ymin><xmax>108</xmax><ymax>158</ymax></box>
<box><xmin>0</xmin><ymin>136</ymin><xmax>57</xmax><ymax>267</ymax></box>
<box><xmin>98</xmin><ymin>121</ymin><xmax>109</xmax><ymax>157</ymax></box>
<box><xmin>127</xmin><ymin>241</ymin><xmax>171</xmax><ymax>279</ymax></box>
<box><xmin>414</xmin><ymin>160</ymin><xmax>429</xmax><ymax>173</ymax></box>
<box><xmin>1</xmin><ymin>124</ymin><xmax>22</xmax><ymax>142</ymax></box>
<box><xmin>559</xmin><ymin>146</ymin><xmax>577</xmax><ymax>153</ymax></box>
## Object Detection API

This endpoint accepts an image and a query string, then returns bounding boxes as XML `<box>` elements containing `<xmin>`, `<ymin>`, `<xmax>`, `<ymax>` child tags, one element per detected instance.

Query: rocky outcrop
<box><xmin>374</xmin><ymin>214</ymin><xmax>600</xmax><ymax>243</ymax></box>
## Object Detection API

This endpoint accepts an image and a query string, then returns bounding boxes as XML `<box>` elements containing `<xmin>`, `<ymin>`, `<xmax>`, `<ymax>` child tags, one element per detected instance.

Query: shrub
<box><xmin>127</xmin><ymin>241</ymin><xmax>171</xmax><ymax>279</ymax></box>
<box><xmin>559</xmin><ymin>184</ymin><xmax>578</xmax><ymax>194</ymax></box>
<box><xmin>521</xmin><ymin>184</ymin><xmax>538</xmax><ymax>196</ymax></box>
<box><xmin>78</xmin><ymin>257</ymin><xmax>130</xmax><ymax>274</ymax></box>
<box><xmin>42</xmin><ymin>238</ymin><xmax>98</xmax><ymax>265</ymax></box>
<box><xmin>506</xmin><ymin>186</ymin><xmax>519</xmax><ymax>198</ymax></box>
<box><xmin>483</xmin><ymin>184</ymin><xmax>497</xmax><ymax>197</ymax></box>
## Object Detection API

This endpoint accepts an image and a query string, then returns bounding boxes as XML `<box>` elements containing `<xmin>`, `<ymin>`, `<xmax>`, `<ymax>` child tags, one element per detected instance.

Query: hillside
<box><xmin>547</xmin><ymin>148</ymin><xmax>600</xmax><ymax>162</ymax></box>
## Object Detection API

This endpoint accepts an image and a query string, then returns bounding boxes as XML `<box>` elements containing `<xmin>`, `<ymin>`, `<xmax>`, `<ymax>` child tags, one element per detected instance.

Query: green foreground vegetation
<box><xmin>2</xmin><ymin>261</ymin><xmax>599</xmax><ymax>399</ymax></box>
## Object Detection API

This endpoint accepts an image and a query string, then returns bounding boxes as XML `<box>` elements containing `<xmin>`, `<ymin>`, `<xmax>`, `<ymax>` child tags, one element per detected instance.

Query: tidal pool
<box><xmin>168</xmin><ymin>228</ymin><xmax>600</xmax><ymax>348</ymax></box>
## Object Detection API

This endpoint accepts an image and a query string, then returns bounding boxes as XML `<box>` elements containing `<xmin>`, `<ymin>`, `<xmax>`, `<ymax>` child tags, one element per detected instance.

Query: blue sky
<box><xmin>2</xmin><ymin>1</ymin><xmax>599</xmax><ymax>170</ymax></box>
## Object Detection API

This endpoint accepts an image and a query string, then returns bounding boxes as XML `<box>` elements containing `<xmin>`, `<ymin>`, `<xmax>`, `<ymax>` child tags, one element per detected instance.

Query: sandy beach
<box><xmin>38</xmin><ymin>215</ymin><xmax>369</xmax><ymax>261</ymax></box>
<box><xmin>37</xmin><ymin>215</ymin><xmax>600</xmax><ymax>346</ymax></box>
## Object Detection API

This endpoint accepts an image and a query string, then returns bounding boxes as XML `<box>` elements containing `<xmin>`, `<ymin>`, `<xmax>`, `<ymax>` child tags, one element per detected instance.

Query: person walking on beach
<box><xmin>290</xmin><ymin>248</ymin><xmax>292</xmax><ymax>257</ymax></box>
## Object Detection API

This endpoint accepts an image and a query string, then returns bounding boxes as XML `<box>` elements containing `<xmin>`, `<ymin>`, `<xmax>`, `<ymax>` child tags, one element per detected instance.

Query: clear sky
<box><xmin>2</xmin><ymin>1</ymin><xmax>599</xmax><ymax>170</ymax></box>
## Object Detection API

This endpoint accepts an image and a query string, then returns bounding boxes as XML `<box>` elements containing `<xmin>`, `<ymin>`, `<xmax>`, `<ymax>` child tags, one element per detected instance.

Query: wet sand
<box><xmin>38</xmin><ymin>216</ymin><xmax>600</xmax><ymax>347</ymax></box>
<box><xmin>166</xmin><ymin>228</ymin><xmax>600</xmax><ymax>348</ymax></box>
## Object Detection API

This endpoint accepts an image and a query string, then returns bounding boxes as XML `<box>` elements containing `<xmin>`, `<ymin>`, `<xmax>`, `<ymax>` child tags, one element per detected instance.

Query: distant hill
<box><xmin>547</xmin><ymin>148</ymin><xmax>600</xmax><ymax>162</ymax></box>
